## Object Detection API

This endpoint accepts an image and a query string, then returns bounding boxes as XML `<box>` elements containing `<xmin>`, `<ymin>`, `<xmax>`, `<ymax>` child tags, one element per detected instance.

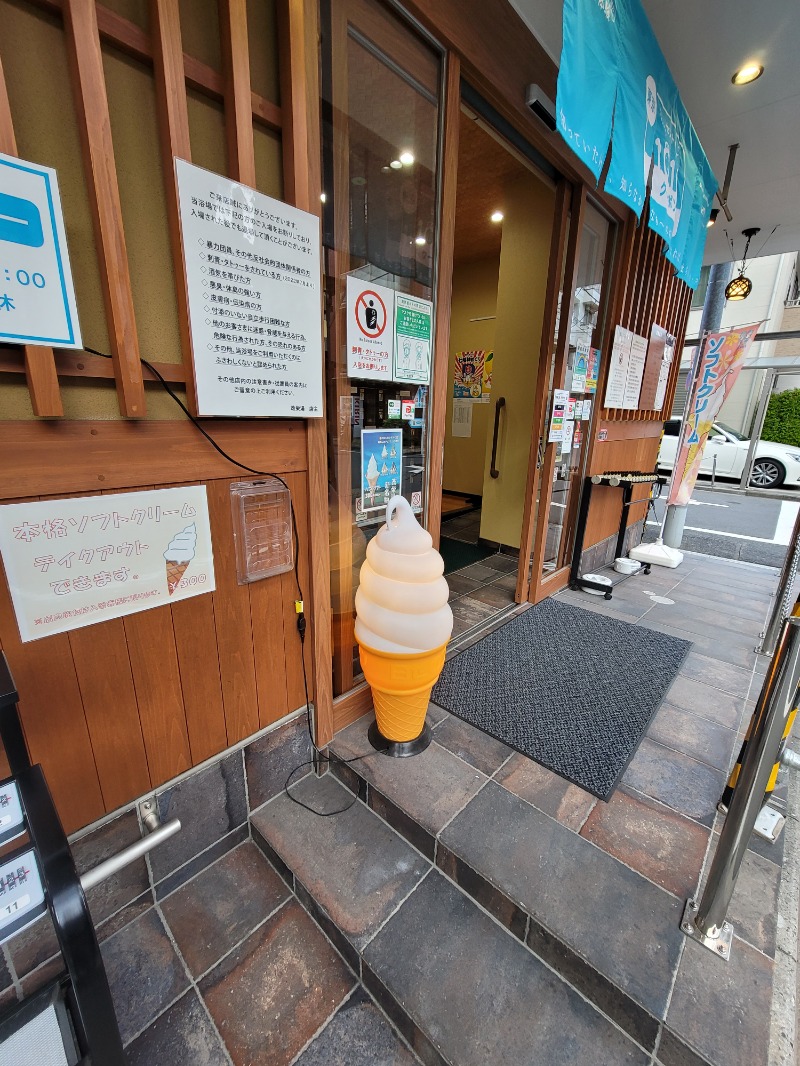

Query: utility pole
<box><xmin>663</xmin><ymin>261</ymin><xmax>733</xmax><ymax>549</ymax></box>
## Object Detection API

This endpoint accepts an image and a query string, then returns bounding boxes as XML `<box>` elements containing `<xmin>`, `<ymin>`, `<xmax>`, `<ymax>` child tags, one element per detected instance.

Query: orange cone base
<box><xmin>357</xmin><ymin>641</ymin><xmax>447</xmax><ymax>743</ymax></box>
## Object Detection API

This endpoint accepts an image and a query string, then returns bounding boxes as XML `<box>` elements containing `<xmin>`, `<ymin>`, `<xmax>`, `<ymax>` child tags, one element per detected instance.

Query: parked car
<box><xmin>658</xmin><ymin>418</ymin><xmax>800</xmax><ymax>489</ymax></box>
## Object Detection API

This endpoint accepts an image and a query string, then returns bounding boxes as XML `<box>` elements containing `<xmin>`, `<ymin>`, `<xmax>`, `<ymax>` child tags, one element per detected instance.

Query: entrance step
<box><xmin>251</xmin><ymin>773</ymin><xmax>651</xmax><ymax>1066</ymax></box>
<box><xmin>325</xmin><ymin>713</ymin><xmax>774</xmax><ymax>1066</ymax></box>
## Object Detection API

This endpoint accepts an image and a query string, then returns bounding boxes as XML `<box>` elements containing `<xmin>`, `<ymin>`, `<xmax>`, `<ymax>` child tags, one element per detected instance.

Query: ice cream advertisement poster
<box><xmin>394</xmin><ymin>294</ymin><xmax>433</xmax><ymax>384</ymax></box>
<box><xmin>361</xmin><ymin>429</ymin><xmax>403</xmax><ymax>513</ymax></box>
<box><xmin>668</xmin><ymin>323</ymin><xmax>764</xmax><ymax>507</ymax></box>
<box><xmin>0</xmin><ymin>486</ymin><xmax>215</xmax><ymax>642</ymax></box>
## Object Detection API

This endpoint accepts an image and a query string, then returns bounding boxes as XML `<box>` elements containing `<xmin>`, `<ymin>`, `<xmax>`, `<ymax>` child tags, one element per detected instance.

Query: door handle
<box><xmin>490</xmin><ymin>397</ymin><xmax>506</xmax><ymax>479</ymax></box>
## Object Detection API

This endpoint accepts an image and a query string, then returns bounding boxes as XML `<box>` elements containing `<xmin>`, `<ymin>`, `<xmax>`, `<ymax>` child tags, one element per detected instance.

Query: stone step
<box><xmin>326</xmin><ymin>713</ymin><xmax>773</xmax><ymax>1066</ymax></box>
<box><xmin>251</xmin><ymin>772</ymin><xmax>654</xmax><ymax>1066</ymax></box>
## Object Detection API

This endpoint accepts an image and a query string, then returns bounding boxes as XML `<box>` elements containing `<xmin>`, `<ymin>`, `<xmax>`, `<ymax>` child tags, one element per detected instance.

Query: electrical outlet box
<box><xmin>230</xmin><ymin>479</ymin><xmax>294</xmax><ymax>584</ymax></box>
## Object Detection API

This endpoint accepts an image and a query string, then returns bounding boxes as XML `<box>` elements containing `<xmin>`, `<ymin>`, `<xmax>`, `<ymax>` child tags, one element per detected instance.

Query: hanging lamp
<box><xmin>725</xmin><ymin>227</ymin><xmax>760</xmax><ymax>301</ymax></box>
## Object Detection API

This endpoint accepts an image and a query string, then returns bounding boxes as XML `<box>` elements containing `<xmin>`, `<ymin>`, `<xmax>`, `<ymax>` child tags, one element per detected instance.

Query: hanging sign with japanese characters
<box><xmin>346</xmin><ymin>276</ymin><xmax>395</xmax><ymax>380</ymax></box>
<box><xmin>175</xmin><ymin>159</ymin><xmax>323</xmax><ymax>418</ymax></box>
<box><xmin>394</xmin><ymin>294</ymin><xmax>432</xmax><ymax>384</ymax></box>
<box><xmin>0</xmin><ymin>152</ymin><xmax>82</xmax><ymax>349</ymax></box>
<box><xmin>0</xmin><ymin>487</ymin><xmax>215</xmax><ymax>643</ymax></box>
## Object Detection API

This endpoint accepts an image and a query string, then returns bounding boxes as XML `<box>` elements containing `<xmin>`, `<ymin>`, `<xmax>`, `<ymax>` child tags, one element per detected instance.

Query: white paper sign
<box><xmin>623</xmin><ymin>332</ymin><xmax>648</xmax><ymax>410</ymax></box>
<box><xmin>561</xmin><ymin>419</ymin><xmax>575</xmax><ymax>455</ymax></box>
<box><xmin>175</xmin><ymin>159</ymin><xmax>322</xmax><ymax>418</ymax></box>
<box><xmin>452</xmin><ymin>399</ymin><xmax>473</xmax><ymax>437</ymax></box>
<box><xmin>580</xmin><ymin>399</ymin><xmax>592</xmax><ymax>421</ymax></box>
<box><xmin>0</xmin><ymin>152</ymin><xmax>82</xmax><ymax>349</ymax></box>
<box><xmin>346</xmin><ymin>275</ymin><xmax>395</xmax><ymax>380</ymax></box>
<box><xmin>394</xmin><ymin>294</ymin><xmax>432</xmax><ymax>383</ymax></box>
<box><xmin>0</xmin><ymin>487</ymin><xmax>215</xmax><ymax>643</ymax></box>
<box><xmin>654</xmin><ymin>360</ymin><xmax>671</xmax><ymax>411</ymax></box>
<box><xmin>604</xmin><ymin>326</ymin><xmax>632</xmax><ymax>409</ymax></box>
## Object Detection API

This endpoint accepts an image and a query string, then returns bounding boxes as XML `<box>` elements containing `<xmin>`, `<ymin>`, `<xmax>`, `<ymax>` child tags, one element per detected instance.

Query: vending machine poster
<box><xmin>361</xmin><ymin>428</ymin><xmax>403</xmax><ymax>512</ymax></box>
<box><xmin>394</xmin><ymin>294</ymin><xmax>432</xmax><ymax>383</ymax></box>
<box><xmin>0</xmin><ymin>486</ymin><xmax>215</xmax><ymax>642</ymax></box>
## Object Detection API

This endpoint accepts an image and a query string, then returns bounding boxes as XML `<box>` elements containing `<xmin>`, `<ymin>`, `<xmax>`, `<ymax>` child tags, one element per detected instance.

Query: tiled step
<box><xmin>327</xmin><ymin>714</ymin><xmax>774</xmax><ymax>1066</ymax></box>
<box><xmin>251</xmin><ymin>773</ymin><xmax>654</xmax><ymax>1066</ymax></box>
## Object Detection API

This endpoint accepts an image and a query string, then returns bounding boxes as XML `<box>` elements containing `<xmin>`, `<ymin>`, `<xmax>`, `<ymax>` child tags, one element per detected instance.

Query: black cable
<box><xmin>85</xmin><ymin>346</ymin><xmax>384</xmax><ymax>816</ymax></box>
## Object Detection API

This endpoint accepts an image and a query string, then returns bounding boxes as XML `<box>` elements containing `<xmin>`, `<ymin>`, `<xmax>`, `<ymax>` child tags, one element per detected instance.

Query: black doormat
<box><xmin>431</xmin><ymin>599</ymin><xmax>691</xmax><ymax>799</ymax></box>
<box><xmin>439</xmin><ymin>536</ymin><xmax>496</xmax><ymax>575</ymax></box>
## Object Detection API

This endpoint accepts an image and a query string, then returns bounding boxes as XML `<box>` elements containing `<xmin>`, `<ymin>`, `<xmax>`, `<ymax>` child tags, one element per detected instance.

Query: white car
<box><xmin>658</xmin><ymin>418</ymin><xmax>800</xmax><ymax>489</ymax></box>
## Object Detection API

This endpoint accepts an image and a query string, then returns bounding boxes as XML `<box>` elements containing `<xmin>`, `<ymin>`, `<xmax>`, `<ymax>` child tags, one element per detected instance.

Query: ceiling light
<box><xmin>415</xmin><ymin>236</ymin><xmax>426</xmax><ymax>246</ymax></box>
<box><xmin>381</xmin><ymin>165</ymin><xmax>391</xmax><ymax>173</ymax></box>
<box><xmin>725</xmin><ymin>274</ymin><xmax>753</xmax><ymax>300</ymax></box>
<box><xmin>706</xmin><ymin>208</ymin><xmax>719</xmax><ymax>228</ymax></box>
<box><xmin>389</xmin><ymin>159</ymin><xmax>403</xmax><ymax>170</ymax></box>
<box><xmin>732</xmin><ymin>63</ymin><xmax>764</xmax><ymax>85</ymax></box>
<box><xmin>399</xmin><ymin>151</ymin><xmax>415</xmax><ymax>166</ymax></box>
<box><xmin>490</xmin><ymin>211</ymin><xmax>504</xmax><ymax>223</ymax></box>
<box><xmin>320</xmin><ymin>192</ymin><xmax>327</xmax><ymax>203</ymax></box>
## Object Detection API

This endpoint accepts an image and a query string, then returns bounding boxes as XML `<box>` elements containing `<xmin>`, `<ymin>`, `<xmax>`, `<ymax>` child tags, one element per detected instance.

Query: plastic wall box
<box><xmin>229</xmin><ymin>479</ymin><xmax>293</xmax><ymax>584</ymax></box>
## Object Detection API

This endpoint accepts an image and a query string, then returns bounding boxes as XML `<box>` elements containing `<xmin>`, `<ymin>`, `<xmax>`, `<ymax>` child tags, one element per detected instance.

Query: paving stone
<box><xmin>480</xmin><ymin>553</ymin><xmax>519</xmax><ymax>573</ymax></box>
<box><xmin>160</xmin><ymin>841</ymin><xmax>290</xmax><ymax>977</ymax></box>
<box><xmin>151</xmin><ymin>752</ymin><xmax>247</xmax><ymax>885</ymax></box>
<box><xmin>700</xmin><ymin>833</ymin><xmax>780</xmax><ymax>957</ymax></box>
<box><xmin>250</xmin><ymin>775</ymin><xmax>429</xmax><ymax>951</ymax></box>
<box><xmin>245</xmin><ymin>716</ymin><xmax>313</xmax><ymax>811</ymax></box>
<box><xmin>125</xmin><ymin>990</ymin><xmax>228</xmax><ymax>1065</ymax></box>
<box><xmin>7</xmin><ymin>913</ymin><xmax>60</xmax><ymax>979</ymax></box>
<box><xmin>432</xmin><ymin>715</ymin><xmax>513</xmax><ymax>776</ymax></box>
<box><xmin>623</xmin><ymin>737</ymin><xmax>727</xmax><ymax>826</ymax></box>
<box><xmin>200</xmin><ymin>899</ymin><xmax>355</xmax><ymax>1066</ymax></box>
<box><xmin>679</xmin><ymin>652</ymin><xmax>756</xmax><ymax>699</ymax></box>
<box><xmin>469</xmin><ymin>583</ymin><xmax>515</xmax><ymax>608</ymax></box>
<box><xmin>446</xmin><ymin>574</ymin><xmax>481</xmax><ymax>599</ymax></box>
<box><xmin>294</xmin><ymin>987</ymin><xmax>418</xmax><ymax>1066</ymax></box>
<box><xmin>495</xmin><ymin>753</ymin><xmax>597</xmax><ymax>830</ymax></box>
<box><xmin>332</xmin><ymin>721</ymin><xmax>486</xmax><ymax>837</ymax></box>
<box><xmin>154</xmin><ymin>825</ymin><xmax>249</xmax><ymax>900</ymax></box>
<box><xmin>661</xmin><ymin>674</ymin><xmax>744</xmax><ymax>730</ymax></box>
<box><xmin>666</xmin><ymin>935</ymin><xmax>773</xmax><ymax>1066</ymax></box>
<box><xmin>363</xmin><ymin>871</ymin><xmax>648</xmax><ymax>1066</ymax></box>
<box><xmin>440</xmin><ymin>781</ymin><xmax>683</xmax><ymax>1020</ymax></box>
<box><xmin>580</xmin><ymin>786</ymin><xmax>709</xmax><ymax>899</ymax></box>
<box><xmin>646</xmin><ymin>703</ymin><xmax>738</xmax><ymax>773</ymax></box>
<box><xmin>453</xmin><ymin>562</ymin><xmax>499</xmax><ymax>583</ymax></box>
<box><xmin>449</xmin><ymin>596</ymin><xmax>497</xmax><ymax>630</ymax></box>
<box><xmin>72</xmin><ymin>809</ymin><xmax>150</xmax><ymax>927</ymax></box>
<box><xmin>101</xmin><ymin>908</ymin><xmax>189</xmax><ymax>1046</ymax></box>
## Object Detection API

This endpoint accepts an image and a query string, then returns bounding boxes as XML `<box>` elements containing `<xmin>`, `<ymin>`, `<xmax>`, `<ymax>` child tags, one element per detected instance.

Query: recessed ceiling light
<box><xmin>732</xmin><ymin>62</ymin><xmax>764</xmax><ymax>85</ymax></box>
<box><xmin>415</xmin><ymin>236</ymin><xmax>426</xmax><ymax>245</ymax></box>
<box><xmin>390</xmin><ymin>159</ymin><xmax>403</xmax><ymax>170</ymax></box>
<box><xmin>399</xmin><ymin>151</ymin><xmax>415</xmax><ymax>166</ymax></box>
<box><xmin>320</xmin><ymin>192</ymin><xmax>327</xmax><ymax>203</ymax></box>
<box><xmin>490</xmin><ymin>211</ymin><xmax>504</xmax><ymax>223</ymax></box>
<box><xmin>381</xmin><ymin>165</ymin><xmax>391</xmax><ymax>173</ymax></box>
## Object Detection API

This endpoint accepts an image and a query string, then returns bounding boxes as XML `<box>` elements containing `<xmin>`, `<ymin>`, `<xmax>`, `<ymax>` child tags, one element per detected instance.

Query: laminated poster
<box><xmin>346</xmin><ymin>275</ymin><xmax>395</xmax><ymax>381</ymax></box>
<box><xmin>548</xmin><ymin>389</ymin><xmax>569</xmax><ymax>442</ymax></box>
<box><xmin>452</xmin><ymin>400</ymin><xmax>473</xmax><ymax>438</ymax></box>
<box><xmin>623</xmin><ymin>332</ymin><xmax>648</xmax><ymax>410</ymax></box>
<box><xmin>571</xmin><ymin>344</ymin><xmax>589</xmax><ymax>391</ymax></box>
<box><xmin>394</xmin><ymin>294</ymin><xmax>432</xmax><ymax>383</ymax></box>
<box><xmin>361</xmin><ymin>428</ymin><xmax>403</xmax><ymax>513</ymax></box>
<box><xmin>586</xmin><ymin>347</ymin><xmax>601</xmax><ymax>393</ymax></box>
<box><xmin>561</xmin><ymin>419</ymin><xmax>575</xmax><ymax>455</ymax></box>
<box><xmin>604</xmin><ymin>326</ymin><xmax>632</xmax><ymax>409</ymax></box>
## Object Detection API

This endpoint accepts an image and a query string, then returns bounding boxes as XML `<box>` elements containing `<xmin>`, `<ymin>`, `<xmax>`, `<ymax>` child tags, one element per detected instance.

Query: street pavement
<box><xmin>644</xmin><ymin>484</ymin><xmax>799</xmax><ymax>567</ymax></box>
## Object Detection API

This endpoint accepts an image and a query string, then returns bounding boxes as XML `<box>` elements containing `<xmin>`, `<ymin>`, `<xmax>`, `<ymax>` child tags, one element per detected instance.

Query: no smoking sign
<box><xmin>346</xmin><ymin>276</ymin><xmax>395</xmax><ymax>381</ymax></box>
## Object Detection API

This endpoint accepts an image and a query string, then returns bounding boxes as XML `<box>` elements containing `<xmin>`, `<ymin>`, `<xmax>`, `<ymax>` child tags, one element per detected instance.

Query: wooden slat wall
<box><xmin>0</xmin><ymin>421</ymin><xmax>309</xmax><ymax>834</ymax></box>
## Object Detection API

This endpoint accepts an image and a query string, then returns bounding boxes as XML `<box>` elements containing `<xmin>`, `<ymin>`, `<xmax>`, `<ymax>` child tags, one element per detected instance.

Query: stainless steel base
<box><xmin>754</xmin><ymin>803</ymin><xmax>785</xmax><ymax>842</ymax></box>
<box><xmin>368</xmin><ymin>721</ymin><xmax>432</xmax><ymax>757</ymax></box>
<box><xmin>681</xmin><ymin>897</ymin><xmax>733</xmax><ymax>960</ymax></box>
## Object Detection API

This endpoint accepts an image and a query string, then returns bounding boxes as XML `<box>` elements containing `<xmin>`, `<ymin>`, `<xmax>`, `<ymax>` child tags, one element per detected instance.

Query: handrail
<box><xmin>490</xmin><ymin>397</ymin><xmax>506</xmax><ymax>479</ymax></box>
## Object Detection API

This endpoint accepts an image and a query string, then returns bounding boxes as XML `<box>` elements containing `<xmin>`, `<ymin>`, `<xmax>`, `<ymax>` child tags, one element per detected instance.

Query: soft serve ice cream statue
<box><xmin>355</xmin><ymin>496</ymin><xmax>452</xmax><ymax>751</ymax></box>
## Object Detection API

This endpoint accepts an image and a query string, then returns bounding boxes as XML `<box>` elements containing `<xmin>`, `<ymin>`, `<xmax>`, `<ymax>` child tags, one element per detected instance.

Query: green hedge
<box><xmin>762</xmin><ymin>389</ymin><xmax>800</xmax><ymax>448</ymax></box>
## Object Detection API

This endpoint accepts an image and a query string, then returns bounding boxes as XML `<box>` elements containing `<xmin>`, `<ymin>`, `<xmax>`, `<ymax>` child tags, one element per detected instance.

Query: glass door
<box><xmin>320</xmin><ymin>0</ymin><xmax>444</xmax><ymax>697</ymax></box>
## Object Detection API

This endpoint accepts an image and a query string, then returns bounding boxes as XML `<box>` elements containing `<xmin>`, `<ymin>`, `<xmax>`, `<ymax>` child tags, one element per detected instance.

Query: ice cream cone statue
<box><xmin>164</xmin><ymin>522</ymin><xmax>197</xmax><ymax>596</ymax></box>
<box><xmin>355</xmin><ymin>496</ymin><xmax>452</xmax><ymax>750</ymax></box>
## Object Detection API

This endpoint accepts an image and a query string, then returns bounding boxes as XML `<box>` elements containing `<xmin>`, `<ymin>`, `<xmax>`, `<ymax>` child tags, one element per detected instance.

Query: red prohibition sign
<box><xmin>355</xmin><ymin>290</ymin><xmax>387</xmax><ymax>339</ymax></box>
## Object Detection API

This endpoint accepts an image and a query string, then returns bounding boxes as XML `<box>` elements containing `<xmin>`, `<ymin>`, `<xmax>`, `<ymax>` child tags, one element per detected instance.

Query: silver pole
<box><xmin>738</xmin><ymin>369</ymin><xmax>776</xmax><ymax>490</ymax></box>
<box><xmin>759</xmin><ymin>507</ymin><xmax>800</xmax><ymax>655</ymax></box>
<box><xmin>79</xmin><ymin>818</ymin><xmax>181</xmax><ymax>893</ymax></box>
<box><xmin>685</xmin><ymin>618</ymin><xmax>800</xmax><ymax>953</ymax></box>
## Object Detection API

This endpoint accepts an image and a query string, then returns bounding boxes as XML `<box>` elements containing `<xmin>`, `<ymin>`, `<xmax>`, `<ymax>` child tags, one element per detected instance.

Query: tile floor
<box><xmin>68</xmin><ymin>550</ymin><xmax>789</xmax><ymax>1066</ymax></box>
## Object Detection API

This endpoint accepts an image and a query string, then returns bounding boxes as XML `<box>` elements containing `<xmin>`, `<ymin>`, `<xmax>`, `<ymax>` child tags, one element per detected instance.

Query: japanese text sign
<box><xmin>394</xmin><ymin>294</ymin><xmax>432</xmax><ymax>384</ymax></box>
<box><xmin>0</xmin><ymin>487</ymin><xmax>215</xmax><ymax>642</ymax></box>
<box><xmin>346</xmin><ymin>276</ymin><xmax>395</xmax><ymax>380</ymax></box>
<box><xmin>175</xmin><ymin>159</ymin><xmax>323</xmax><ymax>418</ymax></box>
<box><xmin>0</xmin><ymin>152</ymin><xmax>82</xmax><ymax>349</ymax></box>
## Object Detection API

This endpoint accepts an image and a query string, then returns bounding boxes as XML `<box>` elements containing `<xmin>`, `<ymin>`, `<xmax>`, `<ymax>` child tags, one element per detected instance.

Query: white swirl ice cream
<box><xmin>164</xmin><ymin>522</ymin><xmax>197</xmax><ymax>595</ymax></box>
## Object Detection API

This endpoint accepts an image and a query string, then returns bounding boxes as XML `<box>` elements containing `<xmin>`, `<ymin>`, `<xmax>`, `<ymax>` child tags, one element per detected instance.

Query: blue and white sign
<box><xmin>0</xmin><ymin>152</ymin><xmax>82</xmax><ymax>348</ymax></box>
<box><xmin>556</xmin><ymin>0</ymin><xmax>717</xmax><ymax>290</ymax></box>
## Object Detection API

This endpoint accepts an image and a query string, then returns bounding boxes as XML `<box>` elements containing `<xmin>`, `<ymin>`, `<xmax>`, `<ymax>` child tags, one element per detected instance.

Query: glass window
<box><xmin>320</xmin><ymin>0</ymin><xmax>443</xmax><ymax>697</ymax></box>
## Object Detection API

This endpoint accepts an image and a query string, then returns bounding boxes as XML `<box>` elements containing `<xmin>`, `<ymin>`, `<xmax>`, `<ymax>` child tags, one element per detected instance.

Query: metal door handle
<box><xmin>490</xmin><ymin>397</ymin><xmax>506</xmax><ymax>479</ymax></box>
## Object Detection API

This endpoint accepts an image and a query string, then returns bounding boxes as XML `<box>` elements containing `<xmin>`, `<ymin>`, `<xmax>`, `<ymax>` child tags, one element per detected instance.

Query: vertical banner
<box><xmin>394</xmin><ymin>294</ymin><xmax>432</xmax><ymax>383</ymax></box>
<box><xmin>668</xmin><ymin>324</ymin><xmax>764</xmax><ymax>506</ymax></box>
<box><xmin>346</xmin><ymin>275</ymin><xmax>395</xmax><ymax>381</ymax></box>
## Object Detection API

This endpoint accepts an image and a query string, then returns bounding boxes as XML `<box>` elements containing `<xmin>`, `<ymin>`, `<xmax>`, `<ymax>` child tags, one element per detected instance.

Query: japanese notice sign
<box><xmin>639</xmin><ymin>323</ymin><xmax>676</xmax><ymax>411</ymax></box>
<box><xmin>361</xmin><ymin>428</ymin><xmax>403</xmax><ymax>513</ymax></box>
<box><xmin>0</xmin><ymin>486</ymin><xmax>215</xmax><ymax>643</ymax></box>
<box><xmin>175</xmin><ymin>159</ymin><xmax>322</xmax><ymax>418</ymax></box>
<box><xmin>604</xmin><ymin>326</ymin><xmax>632</xmax><ymax>409</ymax></box>
<box><xmin>586</xmin><ymin>347</ymin><xmax>600</xmax><ymax>393</ymax></box>
<box><xmin>0</xmin><ymin>152</ymin><xmax>82</xmax><ymax>349</ymax></box>
<box><xmin>548</xmin><ymin>389</ymin><xmax>569</xmax><ymax>442</ymax></box>
<box><xmin>571</xmin><ymin>344</ymin><xmax>589</xmax><ymax>391</ymax></box>
<box><xmin>394</xmin><ymin>294</ymin><xmax>432</xmax><ymax>383</ymax></box>
<box><xmin>623</xmin><ymin>331</ymin><xmax>648</xmax><ymax>410</ymax></box>
<box><xmin>346</xmin><ymin>276</ymin><xmax>394</xmax><ymax>380</ymax></box>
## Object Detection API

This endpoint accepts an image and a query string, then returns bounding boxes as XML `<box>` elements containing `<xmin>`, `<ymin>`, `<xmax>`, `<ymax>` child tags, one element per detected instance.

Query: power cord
<box><xmin>85</xmin><ymin>347</ymin><xmax>384</xmax><ymax>816</ymax></box>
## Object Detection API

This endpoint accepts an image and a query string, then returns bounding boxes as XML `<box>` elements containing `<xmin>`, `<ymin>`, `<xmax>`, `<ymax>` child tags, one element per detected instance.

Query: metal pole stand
<box><xmin>757</xmin><ymin>508</ymin><xmax>800</xmax><ymax>655</ymax></box>
<box><xmin>682</xmin><ymin>616</ymin><xmax>800</xmax><ymax>960</ymax></box>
